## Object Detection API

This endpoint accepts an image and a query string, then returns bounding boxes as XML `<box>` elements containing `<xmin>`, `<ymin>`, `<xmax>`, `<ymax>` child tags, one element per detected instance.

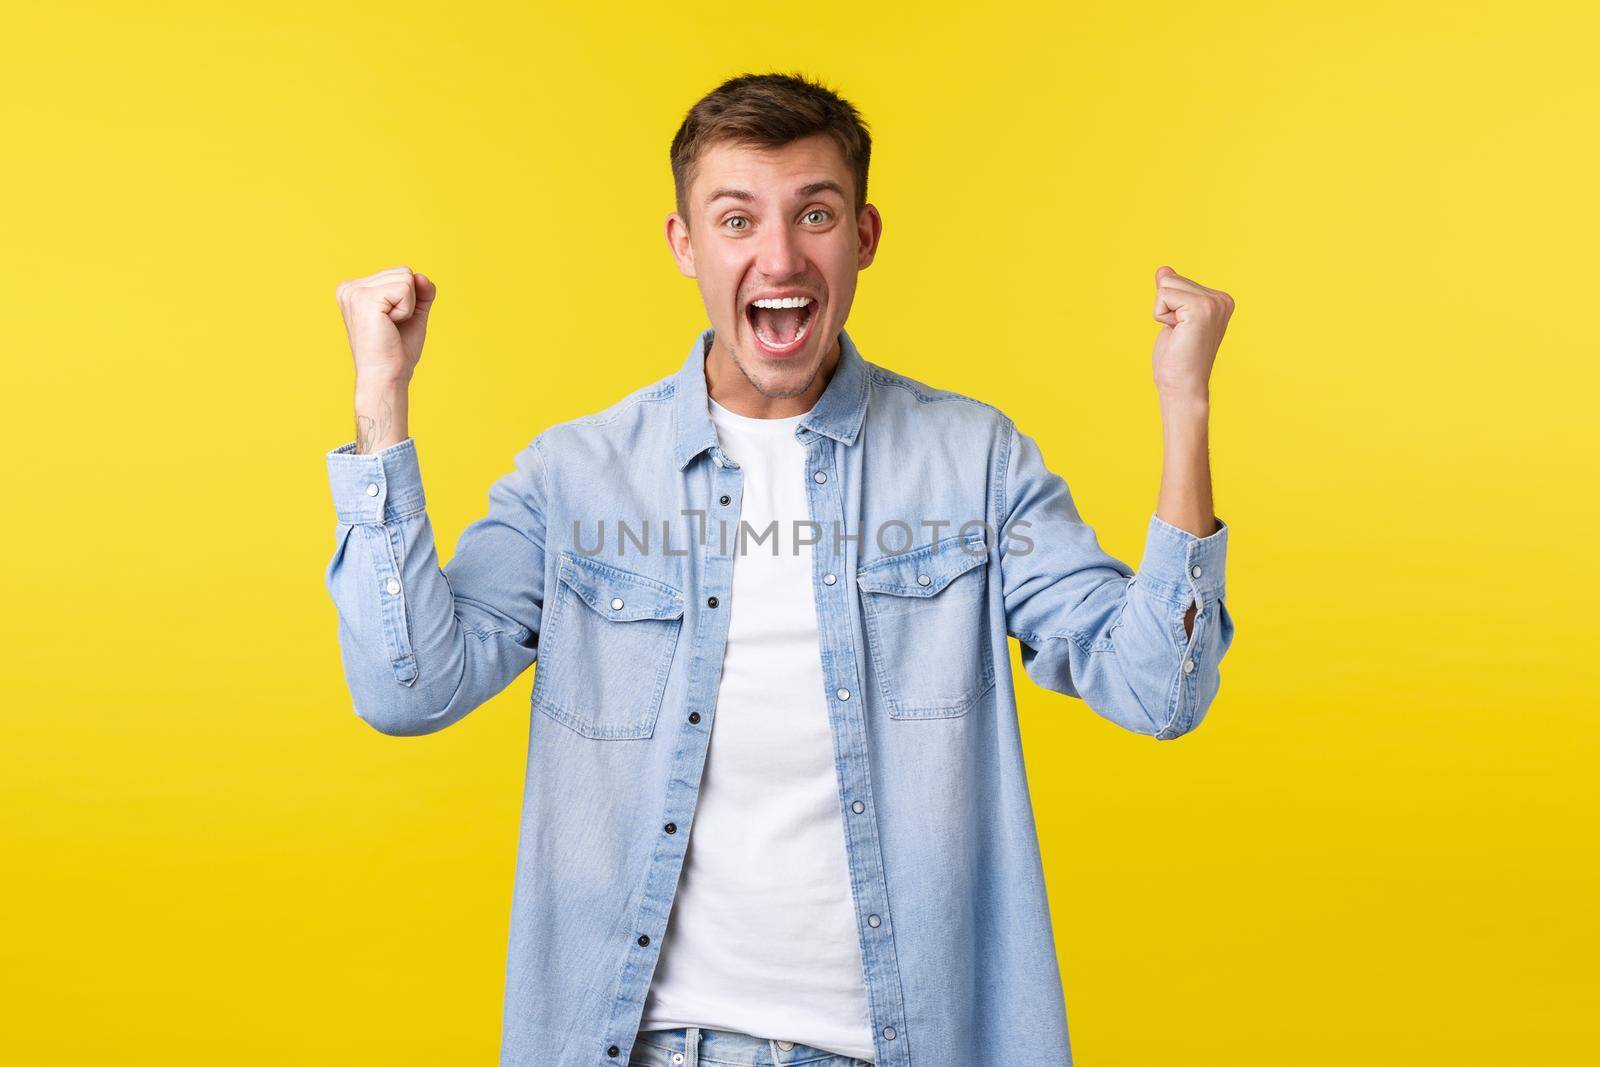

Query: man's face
<box><xmin>665</xmin><ymin>133</ymin><xmax>882</xmax><ymax>405</ymax></box>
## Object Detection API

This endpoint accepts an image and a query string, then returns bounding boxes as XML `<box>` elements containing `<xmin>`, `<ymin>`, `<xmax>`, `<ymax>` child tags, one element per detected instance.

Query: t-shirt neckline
<box><xmin>708</xmin><ymin>396</ymin><xmax>812</xmax><ymax>433</ymax></box>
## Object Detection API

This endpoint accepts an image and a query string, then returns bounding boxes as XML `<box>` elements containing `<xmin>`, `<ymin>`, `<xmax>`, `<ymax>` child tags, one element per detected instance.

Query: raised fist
<box><xmin>334</xmin><ymin>265</ymin><xmax>437</xmax><ymax>385</ymax></box>
<box><xmin>1150</xmin><ymin>264</ymin><xmax>1233</xmax><ymax>399</ymax></box>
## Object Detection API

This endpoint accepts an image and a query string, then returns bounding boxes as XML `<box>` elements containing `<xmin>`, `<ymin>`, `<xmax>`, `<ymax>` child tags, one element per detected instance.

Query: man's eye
<box><xmin>804</xmin><ymin>209</ymin><xmax>829</xmax><ymax>224</ymax></box>
<box><xmin>725</xmin><ymin>216</ymin><xmax>749</xmax><ymax>231</ymax></box>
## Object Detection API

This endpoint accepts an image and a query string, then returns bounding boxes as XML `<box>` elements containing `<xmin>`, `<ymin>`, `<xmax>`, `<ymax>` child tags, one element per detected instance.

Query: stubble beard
<box><xmin>727</xmin><ymin>341</ymin><xmax>826</xmax><ymax>400</ymax></box>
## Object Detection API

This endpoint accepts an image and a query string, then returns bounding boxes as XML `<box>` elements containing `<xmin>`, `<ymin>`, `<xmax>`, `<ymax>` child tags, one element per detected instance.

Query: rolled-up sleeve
<box><xmin>998</xmin><ymin>420</ymin><xmax>1236</xmax><ymax>740</ymax></box>
<box><xmin>323</xmin><ymin>436</ymin><xmax>547</xmax><ymax>736</ymax></box>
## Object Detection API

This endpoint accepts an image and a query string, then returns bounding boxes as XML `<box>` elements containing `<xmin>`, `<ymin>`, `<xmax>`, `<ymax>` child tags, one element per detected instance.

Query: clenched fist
<box><xmin>335</xmin><ymin>265</ymin><xmax>435</xmax><ymax>453</ymax></box>
<box><xmin>335</xmin><ymin>265</ymin><xmax>437</xmax><ymax>386</ymax></box>
<box><xmin>1150</xmin><ymin>265</ymin><xmax>1234</xmax><ymax>401</ymax></box>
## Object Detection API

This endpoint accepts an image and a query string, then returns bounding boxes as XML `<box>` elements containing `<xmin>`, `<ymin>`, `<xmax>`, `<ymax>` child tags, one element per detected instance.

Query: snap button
<box><xmin>812</xmin><ymin>470</ymin><xmax>826</xmax><ymax>483</ymax></box>
<box><xmin>1191</xmin><ymin>564</ymin><xmax>1203</xmax><ymax>578</ymax></box>
<box><xmin>823</xmin><ymin>573</ymin><xmax>836</xmax><ymax>586</ymax></box>
<box><xmin>778</xmin><ymin>1041</ymin><xmax>794</xmax><ymax>1050</ymax></box>
<box><xmin>852</xmin><ymin>800</ymin><xmax>864</xmax><ymax>813</ymax></box>
<box><xmin>610</xmin><ymin>597</ymin><xmax>624</xmax><ymax>610</ymax></box>
<box><xmin>365</xmin><ymin>482</ymin><xmax>379</xmax><ymax>497</ymax></box>
<box><xmin>883</xmin><ymin>1025</ymin><xmax>897</xmax><ymax>1040</ymax></box>
<box><xmin>836</xmin><ymin>687</ymin><xmax>850</xmax><ymax>701</ymax></box>
<box><xmin>916</xmin><ymin>573</ymin><xmax>931</xmax><ymax>586</ymax></box>
<box><xmin>673</xmin><ymin>1055</ymin><xmax>684</xmax><ymax>1065</ymax></box>
<box><xmin>385</xmin><ymin>577</ymin><xmax>400</xmax><ymax>595</ymax></box>
<box><xmin>1183</xmin><ymin>658</ymin><xmax>1196</xmax><ymax>674</ymax></box>
<box><xmin>868</xmin><ymin>914</ymin><xmax>881</xmax><ymax>927</ymax></box>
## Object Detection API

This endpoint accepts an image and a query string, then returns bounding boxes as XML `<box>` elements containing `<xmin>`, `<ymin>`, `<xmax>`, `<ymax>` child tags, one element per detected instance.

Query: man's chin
<box><xmin>738</xmin><ymin>345</ymin><xmax>825</xmax><ymax>398</ymax></box>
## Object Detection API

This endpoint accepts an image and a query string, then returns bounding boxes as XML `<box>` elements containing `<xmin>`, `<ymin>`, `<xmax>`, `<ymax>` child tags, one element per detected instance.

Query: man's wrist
<box><xmin>355</xmin><ymin>372</ymin><xmax>410</xmax><ymax>397</ymax></box>
<box><xmin>1157</xmin><ymin>386</ymin><xmax>1210</xmax><ymax>416</ymax></box>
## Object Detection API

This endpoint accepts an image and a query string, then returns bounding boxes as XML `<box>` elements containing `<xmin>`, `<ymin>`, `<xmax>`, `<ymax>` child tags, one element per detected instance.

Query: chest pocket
<box><xmin>857</xmin><ymin>530</ymin><xmax>994</xmax><ymax>719</ymax></box>
<box><xmin>533</xmin><ymin>552</ymin><xmax>686</xmax><ymax>739</ymax></box>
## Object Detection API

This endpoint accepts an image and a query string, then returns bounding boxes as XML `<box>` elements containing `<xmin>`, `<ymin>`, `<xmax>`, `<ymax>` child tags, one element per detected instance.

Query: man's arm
<box><xmin>1148</xmin><ymin>263</ymin><xmax>1232</xmax><ymax>640</ymax></box>
<box><xmin>323</xmin><ymin>265</ymin><xmax>546</xmax><ymax>736</ymax></box>
<box><xmin>998</xmin><ymin>265</ymin><xmax>1236</xmax><ymax>739</ymax></box>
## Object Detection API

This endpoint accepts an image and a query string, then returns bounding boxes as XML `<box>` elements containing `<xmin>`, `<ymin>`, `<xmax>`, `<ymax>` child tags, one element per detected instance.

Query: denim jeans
<box><xmin>630</xmin><ymin>1026</ymin><xmax>873</xmax><ymax>1067</ymax></box>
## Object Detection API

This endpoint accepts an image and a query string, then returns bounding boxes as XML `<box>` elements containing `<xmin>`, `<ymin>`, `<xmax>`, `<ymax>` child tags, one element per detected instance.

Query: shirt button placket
<box><xmin>809</xmin><ymin>441</ymin><xmax>905</xmax><ymax>1062</ymax></box>
<box><xmin>617</xmin><ymin>450</ymin><xmax>736</xmax><ymax>1058</ymax></box>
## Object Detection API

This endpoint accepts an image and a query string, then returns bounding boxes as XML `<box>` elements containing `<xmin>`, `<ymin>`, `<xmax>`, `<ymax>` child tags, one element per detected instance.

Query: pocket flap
<box><xmin>557</xmin><ymin>552</ymin><xmax>686</xmax><ymax>621</ymax></box>
<box><xmin>856</xmin><ymin>531</ymin><xmax>989</xmax><ymax>597</ymax></box>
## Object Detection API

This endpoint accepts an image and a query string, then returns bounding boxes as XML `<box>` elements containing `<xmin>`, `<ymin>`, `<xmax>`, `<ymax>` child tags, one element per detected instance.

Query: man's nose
<box><xmin>754</xmin><ymin>221</ymin><xmax>807</xmax><ymax>280</ymax></box>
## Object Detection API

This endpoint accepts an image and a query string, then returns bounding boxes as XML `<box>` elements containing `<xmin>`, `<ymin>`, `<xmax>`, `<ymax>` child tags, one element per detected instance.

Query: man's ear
<box><xmin>665</xmin><ymin>213</ymin><xmax>697</xmax><ymax>278</ymax></box>
<box><xmin>856</xmin><ymin>203</ymin><xmax>883</xmax><ymax>270</ymax></box>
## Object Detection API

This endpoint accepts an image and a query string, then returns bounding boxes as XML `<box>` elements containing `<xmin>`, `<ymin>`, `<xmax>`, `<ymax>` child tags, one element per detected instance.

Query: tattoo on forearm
<box><xmin>353</xmin><ymin>392</ymin><xmax>394</xmax><ymax>455</ymax></box>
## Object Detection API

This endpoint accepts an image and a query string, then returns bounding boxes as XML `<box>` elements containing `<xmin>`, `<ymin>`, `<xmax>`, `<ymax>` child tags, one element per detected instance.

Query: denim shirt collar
<box><xmin>672</xmin><ymin>325</ymin><xmax>870</xmax><ymax>470</ymax></box>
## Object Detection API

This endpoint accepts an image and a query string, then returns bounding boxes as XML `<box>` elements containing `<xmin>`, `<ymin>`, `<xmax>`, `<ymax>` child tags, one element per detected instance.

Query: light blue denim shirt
<box><xmin>323</xmin><ymin>326</ymin><xmax>1234</xmax><ymax>1066</ymax></box>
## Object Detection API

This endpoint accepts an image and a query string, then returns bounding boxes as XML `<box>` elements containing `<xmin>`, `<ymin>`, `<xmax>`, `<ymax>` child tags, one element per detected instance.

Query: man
<box><xmin>324</xmin><ymin>71</ymin><xmax>1236</xmax><ymax>1067</ymax></box>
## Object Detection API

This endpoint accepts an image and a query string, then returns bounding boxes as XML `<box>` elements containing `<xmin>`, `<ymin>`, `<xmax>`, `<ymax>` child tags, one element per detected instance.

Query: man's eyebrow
<box><xmin>705</xmin><ymin>187</ymin><xmax>755</xmax><ymax>205</ymax></box>
<box><xmin>796</xmin><ymin>180</ymin><xmax>847</xmax><ymax>199</ymax></box>
<box><xmin>704</xmin><ymin>180</ymin><xmax>848</xmax><ymax>206</ymax></box>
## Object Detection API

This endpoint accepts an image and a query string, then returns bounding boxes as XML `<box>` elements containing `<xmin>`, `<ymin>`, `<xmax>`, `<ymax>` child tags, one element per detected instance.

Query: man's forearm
<box><xmin>355</xmin><ymin>375</ymin><xmax>410</xmax><ymax>454</ymax></box>
<box><xmin>1155</xmin><ymin>392</ymin><xmax>1215</xmax><ymax>639</ymax></box>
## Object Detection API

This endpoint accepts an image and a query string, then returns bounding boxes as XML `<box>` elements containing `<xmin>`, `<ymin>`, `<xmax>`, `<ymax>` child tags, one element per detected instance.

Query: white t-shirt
<box><xmin>638</xmin><ymin>396</ymin><xmax>875</xmax><ymax>1061</ymax></box>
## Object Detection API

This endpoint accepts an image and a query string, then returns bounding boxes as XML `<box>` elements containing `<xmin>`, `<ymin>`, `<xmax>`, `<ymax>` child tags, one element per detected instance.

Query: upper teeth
<box><xmin>751</xmin><ymin>296</ymin><xmax>813</xmax><ymax>308</ymax></box>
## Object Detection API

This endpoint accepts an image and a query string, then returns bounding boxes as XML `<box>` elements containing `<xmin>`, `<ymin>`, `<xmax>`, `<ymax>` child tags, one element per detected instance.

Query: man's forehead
<box><xmin>694</xmin><ymin>137</ymin><xmax>852</xmax><ymax>206</ymax></box>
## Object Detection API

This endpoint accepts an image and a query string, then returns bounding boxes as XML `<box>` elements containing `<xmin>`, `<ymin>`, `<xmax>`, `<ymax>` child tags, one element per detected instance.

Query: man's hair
<box><xmin>670</xmin><ymin>71</ymin><xmax>872</xmax><ymax>226</ymax></box>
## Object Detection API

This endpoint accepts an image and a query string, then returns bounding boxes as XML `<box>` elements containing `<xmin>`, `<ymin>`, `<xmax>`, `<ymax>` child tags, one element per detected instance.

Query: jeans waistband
<box><xmin>635</xmin><ymin>1024</ymin><xmax>872</xmax><ymax>1066</ymax></box>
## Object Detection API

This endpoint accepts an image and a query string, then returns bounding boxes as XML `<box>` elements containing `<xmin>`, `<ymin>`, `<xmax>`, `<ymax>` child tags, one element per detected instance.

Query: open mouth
<box><xmin>744</xmin><ymin>295</ymin><xmax>816</xmax><ymax>357</ymax></box>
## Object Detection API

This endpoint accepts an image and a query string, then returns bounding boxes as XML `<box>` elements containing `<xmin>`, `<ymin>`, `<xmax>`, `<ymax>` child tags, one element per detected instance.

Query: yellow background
<box><xmin>3</xmin><ymin>1</ymin><xmax>1595</xmax><ymax>1063</ymax></box>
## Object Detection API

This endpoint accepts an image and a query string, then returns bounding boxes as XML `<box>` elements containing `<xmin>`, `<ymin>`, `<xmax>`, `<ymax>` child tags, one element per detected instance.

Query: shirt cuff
<box><xmin>326</xmin><ymin>436</ymin><xmax>426</xmax><ymax>524</ymax></box>
<box><xmin>1134</xmin><ymin>512</ymin><xmax>1228</xmax><ymax>607</ymax></box>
